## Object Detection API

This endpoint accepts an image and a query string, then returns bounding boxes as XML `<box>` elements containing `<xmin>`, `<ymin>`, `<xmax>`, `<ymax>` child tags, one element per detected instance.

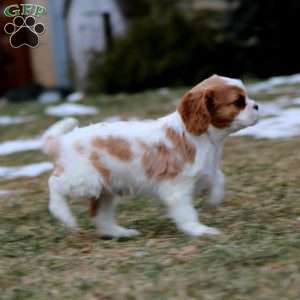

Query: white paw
<box><xmin>200</xmin><ymin>226</ymin><xmax>220</xmax><ymax>236</ymax></box>
<box><xmin>118</xmin><ymin>228</ymin><xmax>140</xmax><ymax>238</ymax></box>
<box><xmin>180</xmin><ymin>223</ymin><xmax>220</xmax><ymax>237</ymax></box>
<box><xmin>99</xmin><ymin>226</ymin><xmax>140</xmax><ymax>238</ymax></box>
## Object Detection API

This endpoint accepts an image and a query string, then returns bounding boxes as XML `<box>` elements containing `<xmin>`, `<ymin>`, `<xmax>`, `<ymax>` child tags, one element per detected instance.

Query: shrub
<box><xmin>87</xmin><ymin>9</ymin><xmax>224</xmax><ymax>93</ymax></box>
<box><xmin>87</xmin><ymin>0</ymin><xmax>300</xmax><ymax>93</ymax></box>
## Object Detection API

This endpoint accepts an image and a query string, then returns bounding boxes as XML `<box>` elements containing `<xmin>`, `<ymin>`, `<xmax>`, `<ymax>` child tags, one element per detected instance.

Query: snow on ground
<box><xmin>248</xmin><ymin>73</ymin><xmax>300</xmax><ymax>93</ymax></box>
<box><xmin>66</xmin><ymin>91</ymin><xmax>84</xmax><ymax>102</ymax></box>
<box><xmin>0</xmin><ymin>138</ymin><xmax>41</xmax><ymax>156</ymax></box>
<box><xmin>235</xmin><ymin>108</ymin><xmax>300</xmax><ymax>139</ymax></box>
<box><xmin>38</xmin><ymin>91</ymin><xmax>61</xmax><ymax>104</ymax></box>
<box><xmin>0</xmin><ymin>116</ymin><xmax>34</xmax><ymax>125</ymax></box>
<box><xmin>45</xmin><ymin>103</ymin><xmax>98</xmax><ymax>117</ymax></box>
<box><xmin>235</xmin><ymin>92</ymin><xmax>300</xmax><ymax>139</ymax></box>
<box><xmin>103</xmin><ymin>116</ymin><xmax>123</xmax><ymax>123</ymax></box>
<box><xmin>157</xmin><ymin>87</ymin><xmax>170</xmax><ymax>96</ymax></box>
<box><xmin>0</xmin><ymin>162</ymin><xmax>52</xmax><ymax>180</ymax></box>
<box><xmin>0</xmin><ymin>190</ymin><xmax>13</xmax><ymax>197</ymax></box>
<box><xmin>0</xmin><ymin>189</ymin><xmax>27</xmax><ymax>197</ymax></box>
<box><xmin>256</xmin><ymin>97</ymin><xmax>300</xmax><ymax>117</ymax></box>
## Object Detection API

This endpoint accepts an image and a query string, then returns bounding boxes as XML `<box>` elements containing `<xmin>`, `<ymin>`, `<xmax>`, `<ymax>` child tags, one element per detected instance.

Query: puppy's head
<box><xmin>178</xmin><ymin>75</ymin><xmax>259</xmax><ymax>135</ymax></box>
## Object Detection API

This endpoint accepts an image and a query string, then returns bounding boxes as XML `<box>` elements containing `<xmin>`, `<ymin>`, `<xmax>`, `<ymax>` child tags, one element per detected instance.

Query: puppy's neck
<box><xmin>171</xmin><ymin>111</ymin><xmax>229</xmax><ymax>145</ymax></box>
<box><xmin>206</xmin><ymin>125</ymin><xmax>230</xmax><ymax>145</ymax></box>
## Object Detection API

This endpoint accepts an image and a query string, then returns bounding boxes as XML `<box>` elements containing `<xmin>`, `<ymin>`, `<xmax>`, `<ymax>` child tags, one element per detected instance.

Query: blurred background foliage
<box><xmin>226</xmin><ymin>0</ymin><xmax>300</xmax><ymax>77</ymax></box>
<box><xmin>87</xmin><ymin>0</ymin><xmax>300</xmax><ymax>94</ymax></box>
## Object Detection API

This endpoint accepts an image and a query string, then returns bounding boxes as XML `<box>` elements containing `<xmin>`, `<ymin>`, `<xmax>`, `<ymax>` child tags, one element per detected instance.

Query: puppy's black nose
<box><xmin>253</xmin><ymin>104</ymin><xmax>259</xmax><ymax>110</ymax></box>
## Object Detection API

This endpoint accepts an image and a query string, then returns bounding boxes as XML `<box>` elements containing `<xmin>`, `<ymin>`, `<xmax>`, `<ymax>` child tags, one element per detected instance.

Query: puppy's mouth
<box><xmin>250</xmin><ymin>114</ymin><xmax>260</xmax><ymax>126</ymax></box>
<box><xmin>245</xmin><ymin>118</ymin><xmax>259</xmax><ymax>128</ymax></box>
<box><xmin>231</xmin><ymin>116</ymin><xmax>259</xmax><ymax>131</ymax></box>
<box><xmin>252</xmin><ymin>118</ymin><xmax>259</xmax><ymax>126</ymax></box>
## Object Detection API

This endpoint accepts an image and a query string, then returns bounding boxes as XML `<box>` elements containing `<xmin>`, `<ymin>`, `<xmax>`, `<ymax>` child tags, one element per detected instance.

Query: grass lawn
<box><xmin>0</xmin><ymin>86</ymin><xmax>300</xmax><ymax>300</ymax></box>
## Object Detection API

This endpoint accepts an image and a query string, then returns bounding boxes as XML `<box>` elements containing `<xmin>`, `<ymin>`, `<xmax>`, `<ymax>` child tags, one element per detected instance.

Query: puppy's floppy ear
<box><xmin>178</xmin><ymin>89</ymin><xmax>213</xmax><ymax>135</ymax></box>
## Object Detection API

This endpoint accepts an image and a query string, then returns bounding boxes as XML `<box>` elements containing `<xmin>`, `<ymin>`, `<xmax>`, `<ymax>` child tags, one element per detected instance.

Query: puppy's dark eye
<box><xmin>234</xmin><ymin>96</ymin><xmax>246</xmax><ymax>109</ymax></box>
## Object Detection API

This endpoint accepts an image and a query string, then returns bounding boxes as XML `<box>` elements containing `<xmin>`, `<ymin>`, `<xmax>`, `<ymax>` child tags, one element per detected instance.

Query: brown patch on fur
<box><xmin>165</xmin><ymin>127</ymin><xmax>196</xmax><ymax>163</ymax></box>
<box><xmin>178</xmin><ymin>75</ymin><xmax>247</xmax><ymax>134</ymax></box>
<box><xmin>52</xmin><ymin>163</ymin><xmax>64</xmax><ymax>177</ymax></box>
<box><xmin>89</xmin><ymin>151</ymin><xmax>110</xmax><ymax>182</ymax></box>
<box><xmin>74</xmin><ymin>141</ymin><xmax>84</xmax><ymax>154</ymax></box>
<box><xmin>210</xmin><ymin>100</ymin><xmax>242</xmax><ymax>128</ymax></box>
<box><xmin>177</xmin><ymin>90</ymin><xmax>212</xmax><ymax>135</ymax></box>
<box><xmin>141</xmin><ymin>142</ymin><xmax>181</xmax><ymax>180</ymax></box>
<box><xmin>92</xmin><ymin>137</ymin><xmax>133</xmax><ymax>161</ymax></box>
<box><xmin>141</xmin><ymin>128</ymin><xmax>196</xmax><ymax>180</ymax></box>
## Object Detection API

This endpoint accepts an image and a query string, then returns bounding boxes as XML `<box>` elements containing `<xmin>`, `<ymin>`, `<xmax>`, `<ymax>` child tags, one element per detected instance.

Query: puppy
<box><xmin>42</xmin><ymin>75</ymin><xmax>259</xmax><ymax>237</ymax></box>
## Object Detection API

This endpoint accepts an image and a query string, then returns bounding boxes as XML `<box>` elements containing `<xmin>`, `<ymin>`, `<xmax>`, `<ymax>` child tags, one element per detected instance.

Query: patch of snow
<box><xmin>67</xmin><ymin>91</ymin><xmax>84</xmax><ymax>102</ymax></box>
<box><xmin>0</xmin><ymin>162</ymin><xmax>53</xmax><ymax>180</ymax></box>
<box><xmin>128</xmin><ymin>117</ymin><xmax>140</xmax><ymax>122</ymax></box>
<box><xmin>0</xmin><ymin>190</ymin><xmax>13</xmax><ymax>196</ymax></box>
<box><xmin>257</xmin><ymin>95</ymin><xmax>300</xmax><ymax>117</ymax></box>
<box><xmin>45</xmin><ymin>103</ymin><xmax>98</xmax><ymax>117</ymax></box>
<box><xmin>103</xmin><ymin>116</ymin><xmax>122</xmax><ymax>123</ymax></box>
<box><xmin>291</xmin><ymin>98</ymin><xmax>300</xmax><ymax>105</ymax></box>
<box><xmin>157</xmin><ymin>87</ymin><xmax>170</xmax><ymax>96</ymax></box>
<box><xmin>38</xmin><ymin>91</ymin><xmax>62</xmax><ymax>103</ymax></box>
<box><xmin>235</xmin><ymin>108</ymin><xmax>300</xmax><ymax>139</ymax></box>
<box><xmin>248</xmin><ymin>73</ymin><xmax>300</xmax><ymax>93</ymax></box>
<box><xmin>0</xmin><ymin>116</ymin><xmax>34</xmax><ymax>125</ymax></box>
<box><xmin>259</xmin><ymin>102</ymin><xmax>283</xmax><ymax>117</ymax></box>
<box><xmin>0</xmin><ymin>189</ymin><xmax>28</xmax><ymax>198</ymax></box>
<box><xmin>0</xmin><ymin>138</ymin><xmax>41</xmax><ymax>156</ymax></box>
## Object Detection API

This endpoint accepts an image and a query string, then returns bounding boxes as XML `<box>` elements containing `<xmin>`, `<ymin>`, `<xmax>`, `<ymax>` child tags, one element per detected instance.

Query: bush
<box><xmin>87</xmin><ymin>9</ymin><xmax>224</xmax><ymax>94</ymax></box>
<box><xmin>87</xmin><ymin>1</ymin><xmax>300</xmax><ymax>93</ymax></box>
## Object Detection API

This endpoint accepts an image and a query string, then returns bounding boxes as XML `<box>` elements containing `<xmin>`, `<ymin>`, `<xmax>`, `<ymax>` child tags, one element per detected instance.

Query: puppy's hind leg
<box><xmin>48</xmin><ymin>176</ymin><xmax>78</xmax><ymax>230</ymax></box>
<box><xmin>91</xmin><ymin>194</ymin><xmax>139</xmax><ymax>238</ymax></box>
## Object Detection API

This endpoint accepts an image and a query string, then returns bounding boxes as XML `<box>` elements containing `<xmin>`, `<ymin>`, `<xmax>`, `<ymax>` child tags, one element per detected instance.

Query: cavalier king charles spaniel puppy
<box><xmin>42</xmin><ymin>75</ymin><xmax>259</xmax><ymax>237</ymax></box>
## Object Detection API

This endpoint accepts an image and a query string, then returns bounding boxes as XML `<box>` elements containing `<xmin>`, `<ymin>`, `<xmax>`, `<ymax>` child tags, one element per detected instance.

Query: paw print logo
<box><xmin>4</xmin><ymin>16</ymin><xmax>45</xmax><ymax>48</ymax></box>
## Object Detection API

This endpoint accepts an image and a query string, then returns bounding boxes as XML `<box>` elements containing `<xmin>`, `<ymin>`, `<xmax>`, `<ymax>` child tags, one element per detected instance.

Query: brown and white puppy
<box><xmin>42</xmin><ymin>75</ymin><xmax>259</xmax><ymax>237</ymax></box>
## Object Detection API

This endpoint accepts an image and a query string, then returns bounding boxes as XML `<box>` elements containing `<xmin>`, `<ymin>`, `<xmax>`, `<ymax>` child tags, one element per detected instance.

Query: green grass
<box><xmin>1</xmin><ymin>86</ymin><xmax>300</xmax><ymax>300</ymax></box>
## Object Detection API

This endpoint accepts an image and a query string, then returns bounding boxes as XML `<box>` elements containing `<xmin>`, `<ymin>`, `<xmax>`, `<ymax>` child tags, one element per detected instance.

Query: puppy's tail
<box><xmin>42</xmin><ymin>118</ymin><xmax>78</xmax><ymax>157</ymax></box>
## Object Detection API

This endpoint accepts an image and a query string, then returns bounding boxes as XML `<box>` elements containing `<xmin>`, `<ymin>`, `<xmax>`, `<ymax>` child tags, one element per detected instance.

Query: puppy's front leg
<box><xmin>203</xmin><ymin>169</ymin><xmax>225</xmax><ymax>211</ymax></box>
<box><xmin>159</xmin><ymin>183</ymin><xmax>220</xmax><ymax>236</ymax></box>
